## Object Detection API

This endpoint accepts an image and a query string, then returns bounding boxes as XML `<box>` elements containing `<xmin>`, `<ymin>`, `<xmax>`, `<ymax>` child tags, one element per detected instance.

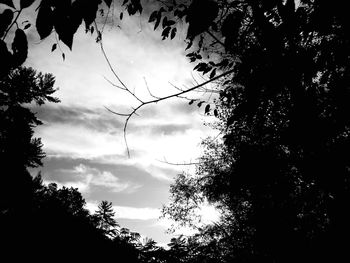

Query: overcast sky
<box><xmin>15</xmin><ymin>0</ymin><xmax>220</xmax><ymax>246</ymax></box>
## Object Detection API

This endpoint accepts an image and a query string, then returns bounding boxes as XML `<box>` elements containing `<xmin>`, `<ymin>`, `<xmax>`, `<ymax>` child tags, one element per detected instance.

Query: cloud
<box><xmin>45</xmin><ymin>164</ymin><xmax>141</xmax><ymax>194</ymax></box>
<box><xmin>32</xmin><ymin>104</ymin><xmax>124</xmax><ymax>134</ymax></box>
<box><xmin>86</xmin><ymin>202</ymin><xmax>161</xmax><ymax>220</ymax></box>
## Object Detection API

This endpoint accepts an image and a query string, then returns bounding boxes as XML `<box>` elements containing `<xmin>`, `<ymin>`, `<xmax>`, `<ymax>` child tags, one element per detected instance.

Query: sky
<box><xmin>5</xmin><ymin>0</ymin><xmax>220</xmax><ymax>246</ymax></box>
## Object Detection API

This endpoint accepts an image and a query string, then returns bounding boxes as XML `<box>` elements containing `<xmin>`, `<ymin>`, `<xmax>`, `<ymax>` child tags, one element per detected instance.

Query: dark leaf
<box><xmin>104</xmin><ymin>0</ymin><xmax>112</xmax><ymax>8</ymax></box>
<box><xmin>197</xmin><ymin>101</ymin><xmax>204</xmax><ymax>108</ymax></box>
<box><xmin>0</xmin><ymin>40</ymin><xmax>12</xmax><ymax>76</ymax></box>
<box><xmin>170</xmin><ymin>27</ymin><xmax>177</xmax><ymax>39</ymax></box>
<box><xmin>202</xmin><ymin>65</ymin><xmax>211</xmax><ymax>73</ymax></box>
<box><xmin>11</xmin><ymin>28</ymin><xmax>28</xmax><ymax>66</ymax></box>
<box><xmin>186</xmin><ymin>0</ymin><xmax>219</xmax><ymax>39</ymax></box>
<box><xmin>166</xmin><ymin>20</ymin><xmax>176</xmax><ymax>26</ymax></box>
<box><xmin>162</xmin><ymin>16</ymin><xmax>168</xmax><ymax>29</ymax></box>
<box><xmin>23</xmin><ymin>23</ymin><xmax>31</xmax><ymax>30</ymax></box>
<box><xmin>90</xmin><ymin>26</ymin><xmax>94</xmax><ymax>34</ymax></box>
<box><xmin>162</xmin><ymin>26</ymin><xmax>171</xmax><ymax>40</ymax></box>
<box><xmin>194</xmin><ymin>62</ymin><xmax>209</xmax><ymax>72</ymax></box>
<box><xmin>120</xmin><ymin>12</ymin><xmax>123</xmax><ymax>20</ymax></box>
<box><xmin>0</xmin><ymin>9</ymin><xmax>13</xmax><ymax>38</ymax></box>
<box><xmin>209</xmin><ymin>68</ymin><xmax>216</xmax><ymax>79</ymax></box>
<box><xmin>154</xmin><ymin>13</ymin><xmax>161</xmax><ymax>30</ymax></box>
<box><xmin>122</xmin><ymin>0</ymin><xmax>128</xmax><ymax>5</ymax></box>
<box><xmin>80</xmin><ymin>0</ymin><xmax>99</xmax><ymax>29</ymax></box>
<box><xmin>148</xmin><ymin>10</ymin><xmax>158</xmax><ymax>23</ymax></box>
<box><xmin>185</xmin><ymin>40</ymin><xmax>193</xmax><ymax>50</ymax></box>
<box><xmin>205</xmin><ymin>104</ymin><xmax>210</xmax><ymax>114</ymax></box>
<box><xmin>0</xmin><ymin>0</ymin><xmax>14</xmax><ymax>8</ymax></box>
<box><xmin>62</xmin><ymin>52</ymin><xmax>65</xmax><ymax>61</ymax></box>
<box><xmin>189</xmin><ymin>99</ymin><xmax>195</xmax><ymax>105</ymax></box>
<box><xmin>214</xmin><ymin>109</ymin><xmax>218</xmax><ymax>117</ymax></box>
<box><xmin>36</xmin><ymin>3</ymin><xmax>53</xmax><ymax>40</ymax></box>
<box><xmin>51</xmin><ymin>43</ymin><xmax>57</xmax><ymax>52</ymax></box>
<box><xmin>20</xmin><ymin>0</ymin><xmax>35</xmax><ymax>9</ymax></box>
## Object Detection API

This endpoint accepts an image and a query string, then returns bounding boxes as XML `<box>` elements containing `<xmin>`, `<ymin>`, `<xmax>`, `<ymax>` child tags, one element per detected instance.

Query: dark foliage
<box><xmin>157</xmin><ymin>0</ymin><xmax>350</xmax><ymax>262</ymax></box>
<box><xmin>0</xmin><ymin>66</ymin><xmax>59</xmax><ymax>211</ymax></box>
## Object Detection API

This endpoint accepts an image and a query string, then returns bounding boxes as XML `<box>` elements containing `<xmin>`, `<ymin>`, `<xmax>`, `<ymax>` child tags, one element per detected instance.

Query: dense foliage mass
<box><xmin>1</xmin><ymin>0</ymin><xmax>350</xmax><ymax>262</ymax></box>
<box><xmin>158</xmin><ymin>0</ymin><xmax>350</xmax><ymax>262</ymax></box>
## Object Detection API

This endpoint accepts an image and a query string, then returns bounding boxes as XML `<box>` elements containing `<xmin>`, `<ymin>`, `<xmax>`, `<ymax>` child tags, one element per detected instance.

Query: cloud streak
<box><xmin>86</xmin><ymin>202</ymin><xmax>161</xmax><ymax>220</ymax></box>
<box><xmin>45</xmin><ymin>164</ymin><xmax>141</xmax><ymax>194</ymax></box>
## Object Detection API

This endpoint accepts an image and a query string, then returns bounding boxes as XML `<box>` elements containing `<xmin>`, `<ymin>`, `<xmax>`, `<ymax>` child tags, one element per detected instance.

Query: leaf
<box><xmin>148</xmin><ymin>10</ymin><xmax>158</xmax><ymax>23</ymax></box>
<box><xmin>104</xmin><ymin>0</ymin><xmax>112</xmax><ymax>8</ymax></box>
<box><xmin>62</xmin><ymin>52</ymin><xmax>65</xmax><ymax>61</ymax></box>
<box><xmin>204</xmin><ymin>104</ymin><xmax>210</xmax><ymax>114</ymax></box>
<box><xmin>122</xmin><ymin>0</ymin><xmax>128</xmax><ymax>5</ymax></box>
<box><xmin>205</xmin><ymin>104</ymin><xmax>210</xmax><ymax>114</ymax></box>
<box><xmin>0</xmin><ymin>9</ymin><xmax>13</xmax><ymax>38</ymax></box>
<box><xmin>210</xmin><ymin>68</ymin><xmax>216</xmax><ymax>79</ymax></box>
<box><xmin>120</xmin><ymin>12</ymin><xmax>123</xmax><ymax>20</ymax></box>
<box><xmin>170</xmin><ymin>27</ymin><xmax>177</xmax><ymax>39</ymax></box>
<box><xmin>161</xmin><ymin>26</ymin><xmax>171</xmax><ymax>40</ymax></box>
<box><xmin>0</xmin><ymin>40</ymin><xmax>12</xmax><ymax>76</ymax></box>
<box><xmin>80</xmin><ymin>0</ymin><xmax>99</xmax><ymax>29</ymax></box>
<box><xmin>166</xmin><ymin>20</ymin><xmax>176</xmax><ymax>26</ymax></box>
<box><xmin>36</xmin><ymin>3</ymin><xmax>53</xmax><ymax>40</ymax></box>
<box><xmin>11</xmin><ymin>28</ymin><xmax>28</xmax><ymax>66</ymax></box>
<box><xmin>23</xmin><ymin>23</ymin><xmax>31</xmax><ymax>30</ymax></box>
<box><xmin>0</xmin><ymin>0</ymin><xmax>14</xmax><ymax>8</ymax></box>
<box><xmin>194</xmin><ymin>62</ymin><xmax>209</xmax><ymax>72</ymax></box>
<box><xmin>51</xmin><ymin>43</ymin><xmax>57</xmax><ymax>52</ymax></box>
<box><xmin>197</xmin><ymin>101</ymin><xmax>204</xmax><ymax>108</ymax></box>
<box><xmin>162</xmin><ymin>16</ymin><xmax>168</xmax><ymax>29</ymax></box>
<box><xmin>186</xmin><ymin>0</ymin><xmax>219</xmax><ymax>39</ymax></box>
<box><xmin>189</xmin><ymin>99</ymin><xmax>195</xmax><ymax>105</ymax></box>
<box><xmin>214</xmin><ymin>109</ymin><xmax>218</xmax><ymax>117</ymax></box>
<box><xmin>185</xmin><ymin>40</ymin><xmax>193</xmax><ymax>50</ymax></box>
<box><xmin>20</xmin><ymin>0</ymin><xmax>35</xmax><ymax>9</ymax></box>
<box><xmin>154</xmin><ymin>13</ymin><xmax>161</xmax><ymax>30</ymax></box>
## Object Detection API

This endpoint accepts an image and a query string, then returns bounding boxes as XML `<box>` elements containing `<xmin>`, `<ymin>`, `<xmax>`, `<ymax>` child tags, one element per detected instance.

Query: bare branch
<box><xmin>144</xmin><ymin>77</ymin><xmax>160</xmax><ymax>99</ymax></box>
<box><xmin>116</xmin><ymin>68</ymin><xmax>235</xmax><ymax>157</ymax></box>
<box><xmin>103</xmin><ymin>76</ymin><xmax>125</xmax><ymax>90</ymax></box>
<box><xmin>157</xmin><ymin>159</ymin><xmax>202</xmax><ymax>166</ymax></box>
<box><xmin>104</xmin><ymin>106</ymin><xmax>130</xmax><ymax>116</ymax></box>
<box><xmin>97</xmin><ymin>22</ymin><xmax>236</xmax><ymax>157</ymax></box>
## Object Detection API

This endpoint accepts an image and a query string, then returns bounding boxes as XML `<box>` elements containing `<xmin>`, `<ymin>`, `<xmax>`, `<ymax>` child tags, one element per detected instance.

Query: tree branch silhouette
<box><xmin>96</xmin><ymin>24</ymin><xmax>235</xmax><ymax>157</ymax></box>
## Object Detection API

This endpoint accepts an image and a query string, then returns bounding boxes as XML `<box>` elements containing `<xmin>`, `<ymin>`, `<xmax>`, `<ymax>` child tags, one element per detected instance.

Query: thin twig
<box><xmin>144</xmin><ymin>77</ymin><xmax>160</xmax><ymax>99</ymax></box>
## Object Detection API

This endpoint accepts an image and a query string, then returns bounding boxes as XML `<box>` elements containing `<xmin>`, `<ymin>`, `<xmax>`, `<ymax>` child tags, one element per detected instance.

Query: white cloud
<box><xmin>86</xmin><ymin>202</ymin><xmax>161</xmax><ymax>220</ymax></box>
<box><xmin>45</xmin><ymin>164</ymin><xmax>141</xmax><ymax>194</ymax></box>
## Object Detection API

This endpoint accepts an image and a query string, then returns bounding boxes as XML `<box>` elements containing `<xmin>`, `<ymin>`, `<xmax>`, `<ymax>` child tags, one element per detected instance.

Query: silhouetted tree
<box><xmin>0</xmin><ymin>66</ymin><xmax>59</xmax><ymax>211</ymax></box>
<box><xmin>94</xmin><ymin>200</ymin><xmax>120</xmax><ymax>238</ymax></box>
<box><xmin>159</xmin><ymin>0</ymin><xmax>350</xmax><ymax>262</ymax></box>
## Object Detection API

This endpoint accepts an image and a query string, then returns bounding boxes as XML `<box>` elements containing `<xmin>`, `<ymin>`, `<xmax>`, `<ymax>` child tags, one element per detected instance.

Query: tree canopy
<box><xmin>158</xmin><ymin>0</ymin><xmax>350</xmax><ymax>262</ymax></box>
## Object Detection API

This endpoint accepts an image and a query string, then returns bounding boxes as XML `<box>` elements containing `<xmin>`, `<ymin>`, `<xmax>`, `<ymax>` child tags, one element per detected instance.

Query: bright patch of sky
<box><xmin>17</xmin><ymin>0</ymin><xmax>220</xmax><ymax>245</ymax></box>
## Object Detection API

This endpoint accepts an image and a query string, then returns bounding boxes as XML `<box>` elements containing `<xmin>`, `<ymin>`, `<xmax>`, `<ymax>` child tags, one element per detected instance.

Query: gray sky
<box><xmin>16</xmin><ymin>0</ymin><xmax>220</xmax><ymax>246</ymax></box>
